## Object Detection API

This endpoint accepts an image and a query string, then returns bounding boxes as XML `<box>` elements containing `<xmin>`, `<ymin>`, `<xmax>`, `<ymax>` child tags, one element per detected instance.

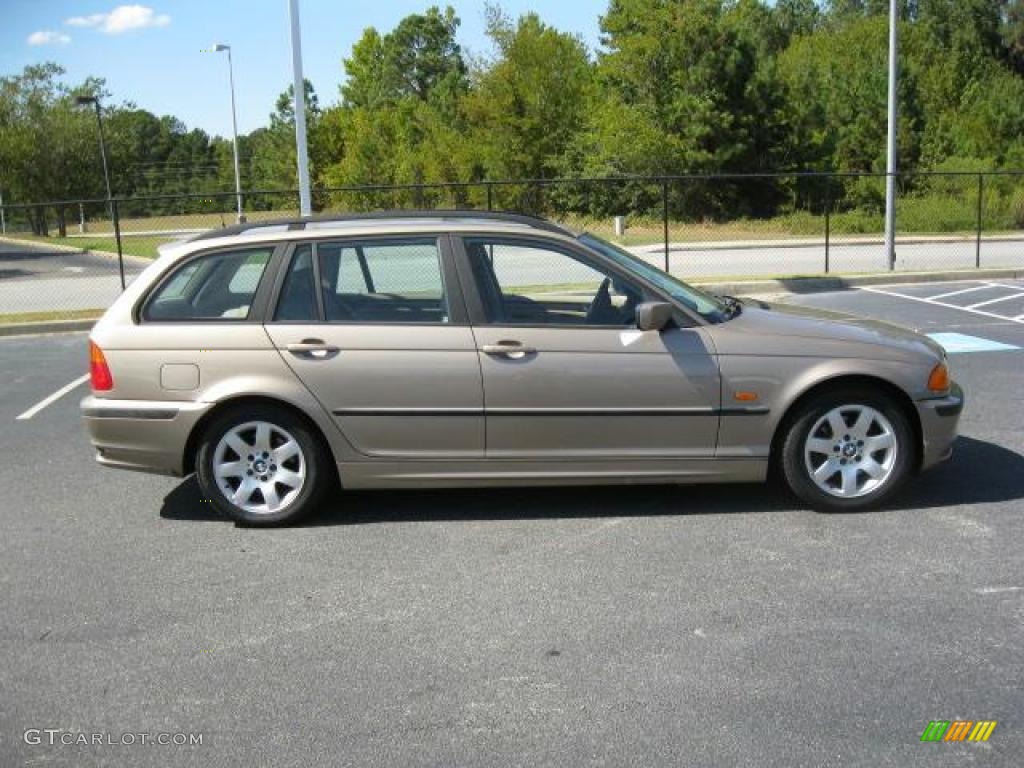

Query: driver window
<box><xmin>463</xmin><ymin>239</ymin><xmax>644</xmax><ymax>326</ymax></box>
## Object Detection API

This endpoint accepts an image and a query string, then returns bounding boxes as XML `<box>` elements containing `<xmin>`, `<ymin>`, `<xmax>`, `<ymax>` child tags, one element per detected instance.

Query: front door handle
<box><xmin>286</xmin><ymin>339</ymin><xmax>340</xmax><ymax>360</ymax></box>
<box><xmin>480</xmin><ymin>341</ymin><xmax>536</xmax><ymax>360</ymax></box>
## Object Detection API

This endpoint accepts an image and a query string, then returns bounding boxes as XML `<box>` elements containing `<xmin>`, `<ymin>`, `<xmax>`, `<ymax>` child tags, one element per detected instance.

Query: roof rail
<box><xmin>188</xmin><ymin>209</ymin><xmax>576</xmax><ymax>241</ymax></box>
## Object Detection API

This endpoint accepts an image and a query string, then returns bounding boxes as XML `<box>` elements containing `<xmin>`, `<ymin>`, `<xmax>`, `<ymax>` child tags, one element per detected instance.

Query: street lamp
<box><xmin>76</xmin><ymin>94</ymin><xmax>124</xmax><ymax>288</ymax></box>
<box><xmin>287</xmin><ymin>0</ymin><xmax>312</xmax><ymax>217</ymax></box>
<box><xmin>884</xmin><ymin>0</ymin><xmax>898</xmax><ymax>270</ymax></box>
<box><xmin>213</xmin><ymin>43</ymin><xmax>245</xmax><ymax>224</ymax></box>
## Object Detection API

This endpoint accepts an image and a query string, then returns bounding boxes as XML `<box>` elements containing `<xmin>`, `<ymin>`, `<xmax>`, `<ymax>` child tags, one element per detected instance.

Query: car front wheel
<box><xmin>196</xmin><ymin>404</ymin><xmax>330</xmax><ymax>525</ymax></box>
<box><xmin>780</xmin><ymin>389</ymin><xmax>915</xmax><ymax>512</ymax></box>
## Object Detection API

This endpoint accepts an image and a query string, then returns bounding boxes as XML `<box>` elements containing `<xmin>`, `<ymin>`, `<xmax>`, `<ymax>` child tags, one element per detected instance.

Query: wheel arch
<box><xmin>183</xmin><ymin>395</ymin><xmax>341</xmax><ymax>486</ymax></box>
<box><xmin>769</xmin><ymin>374</ymin><xmax>923</xmax><ymax>473</ymax></box>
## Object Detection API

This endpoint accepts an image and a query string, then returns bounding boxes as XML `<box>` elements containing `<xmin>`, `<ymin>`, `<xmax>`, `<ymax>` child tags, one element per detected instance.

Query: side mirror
<box><xmin>635</xmin><ymin>301</ymin><xmax>673</xmax><ymax>332</ymax></box>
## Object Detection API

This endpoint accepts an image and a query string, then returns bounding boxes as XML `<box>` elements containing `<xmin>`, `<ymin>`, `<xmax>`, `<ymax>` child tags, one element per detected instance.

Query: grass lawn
<box><xmin>69</xmin><ymin>208</ymin><xmax>299</xmax><ymax>235</ymax></box>
<box><xmin>0</xmin><ymin>308</ymin><xmax>104</xmax><ymax>324</ymax></box>
<box><xmin>13</xmin><ymin>234</ymin><xmax>166</xmax><ymax>259</ymax></box>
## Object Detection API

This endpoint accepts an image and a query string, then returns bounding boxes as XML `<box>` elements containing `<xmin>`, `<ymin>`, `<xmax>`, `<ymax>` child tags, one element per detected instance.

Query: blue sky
<box><xmin>1</xmin><ymin>1</ymin><xmax>605</xmax><ymax>139</ymax></box>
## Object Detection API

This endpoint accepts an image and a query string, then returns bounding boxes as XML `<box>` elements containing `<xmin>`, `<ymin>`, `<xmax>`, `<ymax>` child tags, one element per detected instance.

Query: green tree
<box><xmin>0</xmin><ymin>64</ymin><xmax>110</xmax><ymax>233</ymax></box>
<box><xmin>1004</xmin><ymin>0</ymin><xmax>1024</xmax><ymax>73</ymax></box>
<box><xmin>779</xmin><ymin>15</ymin><xmax>922</xmax><ymax>174</ymax></box>
<box><xmin>327</xmin><ymin>6</ymin><xmax>469</xmax><ymax>197</ymax></box>
<box><xmin>462</xmin><ymin>7</ymin><xmax>593</xmax><ymax>180</ymax></box>
<box><xmin>341</xmin><ymin>6</ymin><xmax>467</xmax><ymax>109</ymax></box>
<box><xmin>248</xmin><ymin>79</ymin><xmax>323</xmax><ymax>197</ymax></box>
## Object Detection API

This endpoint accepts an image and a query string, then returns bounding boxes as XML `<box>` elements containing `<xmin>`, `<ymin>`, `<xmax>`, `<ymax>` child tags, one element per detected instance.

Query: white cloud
<box><xmin>27</xmin><ymin>30</ymin><xmax>72</xmax><ymax>46</ymax></box>
<box><xmin>65</xmin><ymin>5</ymin><xmax>170</xmax><ymax>35</ymax></box>
<box><xmin>65</xmin><ymin>14</ymin><xmax>107</xmax><ymax>28</ymax></box>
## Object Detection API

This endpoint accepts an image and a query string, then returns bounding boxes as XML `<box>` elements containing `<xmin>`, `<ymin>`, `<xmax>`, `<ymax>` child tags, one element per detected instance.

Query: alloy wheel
<box><xmin>803</xmin><ymin>404</ymin><xmax>898</xmax><ymax>499</ymax></box>
<box><xmin>213</xmin><ymin>420</ymin><xmax>306</xmax><ymax>514</ymax></box>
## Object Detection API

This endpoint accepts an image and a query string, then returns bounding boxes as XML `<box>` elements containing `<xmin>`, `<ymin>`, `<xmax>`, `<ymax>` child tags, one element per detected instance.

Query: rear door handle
<box><xmin>286</xmin><ymin>339</ymin><xmax>340</xmax><ymax>360</ymax></box>
<box><xmin>480</xmin><ymin>341</ymin><xmax>536</xmax><ymax>359</ymax></box>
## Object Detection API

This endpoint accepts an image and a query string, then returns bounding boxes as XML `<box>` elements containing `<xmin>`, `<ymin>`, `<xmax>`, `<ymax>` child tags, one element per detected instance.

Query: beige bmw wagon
<box><xmin>81</xmin><ymin>211</ymin><xmax>963</xmax><ymax>525</ymax></box>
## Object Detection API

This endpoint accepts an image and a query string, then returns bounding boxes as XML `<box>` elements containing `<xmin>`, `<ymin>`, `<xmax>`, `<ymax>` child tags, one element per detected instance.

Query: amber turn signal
<box><xmin>927</xmin><ymin>362</ymin><xmax>950</xmax><ymax>393</ymax></box>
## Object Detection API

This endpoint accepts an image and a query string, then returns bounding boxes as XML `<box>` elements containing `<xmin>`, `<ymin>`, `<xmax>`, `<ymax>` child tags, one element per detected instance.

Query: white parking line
<box><xmin>861</xmin><ymin>286</ymin><xmax>1024</xmax><ymax>325</ymax></box>
<box><xmin>16</xmin><ymin>374</ymin><xmax>89</xmax><ymax>420</ymax></box>
<box><xmin>968</xmin><ymin>293</ymin><xmax>1024</xmax><ymax>309</ymax></box>
<box><xmin>926</xmin><ymin>284</ymin><xmax>994</xmax><ymax>300</ymax></box>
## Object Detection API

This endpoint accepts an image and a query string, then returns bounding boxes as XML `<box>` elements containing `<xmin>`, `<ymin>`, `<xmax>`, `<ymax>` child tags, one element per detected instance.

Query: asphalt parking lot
<box><xmin>1</xmin><ymin>281</ymin><xmax>1022</xmax><ymax>767</ymax></box>
<box><xmin>0</xmin><ymin>240</ymin><xmax>144</xmax><ymax>314</ymax></box>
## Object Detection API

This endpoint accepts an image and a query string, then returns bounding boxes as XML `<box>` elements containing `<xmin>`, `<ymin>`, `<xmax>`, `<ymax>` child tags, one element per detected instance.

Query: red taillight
<box><xmin>89</xmin><ymin>341</ymin><xmax>113</xmax><ymax>391</ymax></box>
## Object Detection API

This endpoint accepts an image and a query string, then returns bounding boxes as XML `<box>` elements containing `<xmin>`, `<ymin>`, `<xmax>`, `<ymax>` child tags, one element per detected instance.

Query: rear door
<box><xmin>453</xmin><ymin>235</ymin><xmax>721</xmax><ymax>459</ymax></box>
<box><xmin>263</xmin><ymin>235</ymin><xmax>484</xmax><ymax>459</ymax></box>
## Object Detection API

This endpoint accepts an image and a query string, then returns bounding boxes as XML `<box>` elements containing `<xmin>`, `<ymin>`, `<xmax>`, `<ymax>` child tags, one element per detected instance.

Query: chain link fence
<box><xmin>2</xmin><ymin>171</ymin><xmax>1022</xmax><ymax>322</ymax></box>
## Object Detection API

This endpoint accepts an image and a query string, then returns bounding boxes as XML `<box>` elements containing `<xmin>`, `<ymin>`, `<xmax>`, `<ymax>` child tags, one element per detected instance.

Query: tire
<box><xmin>196</xmin><ymin>404</ymin><xmax>331</xmax><ymax>526</ymax></box>
<box><xmin>779</xmin><ymin>387</ymin><xmax>916</xmax><ymax>512</ymax></box>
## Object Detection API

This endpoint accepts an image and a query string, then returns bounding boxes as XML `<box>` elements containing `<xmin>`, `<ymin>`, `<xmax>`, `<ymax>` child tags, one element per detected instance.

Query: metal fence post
<box><xmin>0</xmin><ymin>187</ymin><xmax>6</xmax><ymax>235</ymax></box>
<box><xmin>486</xmin><ymin>182</ymin><xmax>493</xmax><ymax>212</ymax></box>
<box><xmin>975</xmin><ymin>173</ymin><xmax>984</xmax><ymax>269</ymax></box>
<box><xmin>112</xmin><ymin>198</ymin><xmax>125</xmax><ymax>290</ymax></box>
<box><xmin>824</xmin><ymin>175</ymin><xmax>831</xmax><ymax>274</ymax></box>
<box><xmin>662</xmin><ymin>180</ymin><xmax>670</xmax><ymax>273</ymax></box>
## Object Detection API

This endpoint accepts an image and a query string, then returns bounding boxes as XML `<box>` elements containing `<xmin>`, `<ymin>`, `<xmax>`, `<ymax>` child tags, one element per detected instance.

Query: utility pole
<box><xmin>287</xmin><ymin>0</ymin><xmax>312</xmax><ymax>217</ymax></box>
<box><xmin>884</xmin><ymin>0</ymin><xmax>898</xmax><ymax>270</ymax></box>
<box><xmin>76</xmin><ymin>95</ymin><xmax>125</xmax><ymax>289</ymax></box>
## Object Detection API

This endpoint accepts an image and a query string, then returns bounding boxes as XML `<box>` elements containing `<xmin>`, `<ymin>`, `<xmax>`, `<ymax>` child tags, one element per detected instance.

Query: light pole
<box><xmin>884</xmin><ymin>0</ymin><xmax>898</xmax><ymax>270</ymax></box>
<box><xmin>213</xmin><ymin>43</ymin><xmax>245</xmax><ymax>224</ymax></box>
<box><xmin>288</xmin><ymin>0</ymin><xmax>312</xmax><ymax>217</ymax></box>
<box><xmin>76</xmin><ymin>94</ymin><xmax>125</xmax><ymax>288</ymax></box>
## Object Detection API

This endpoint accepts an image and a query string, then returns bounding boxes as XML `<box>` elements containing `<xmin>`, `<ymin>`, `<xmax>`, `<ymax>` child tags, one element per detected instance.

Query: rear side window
<box><xmin>317</xmin><ymin>239</ymin><xmax>449</xmax><ymax>324</ymax></box>
<box><xmin>144</xmin><ymin>248</ymin><xmax>273</xmax><ymax>321</ymax></box>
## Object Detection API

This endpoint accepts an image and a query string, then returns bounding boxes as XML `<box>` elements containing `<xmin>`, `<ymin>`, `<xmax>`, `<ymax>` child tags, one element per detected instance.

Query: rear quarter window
<box><xmin>143</xmin><ymin>247</ymin><xmax>274</xmax><ymax>322</ymax></box>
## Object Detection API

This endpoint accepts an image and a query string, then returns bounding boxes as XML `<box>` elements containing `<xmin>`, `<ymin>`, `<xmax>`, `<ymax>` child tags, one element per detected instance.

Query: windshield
<box><xmin>578</xmin><ymin>233</ymin><xmax>728</xmax><ymax>321</ymax></box>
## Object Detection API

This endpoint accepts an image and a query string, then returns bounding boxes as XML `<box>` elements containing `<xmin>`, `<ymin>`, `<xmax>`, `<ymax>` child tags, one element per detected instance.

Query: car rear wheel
<box><xmin>196</xmin><ymin>404</ymin><xmax>330</xmax><ymax>525</ymax></box>
<box><xmin>779</xmin><ymin>388</ymin><xmax>915</xmax><ymax>512</ymax></box>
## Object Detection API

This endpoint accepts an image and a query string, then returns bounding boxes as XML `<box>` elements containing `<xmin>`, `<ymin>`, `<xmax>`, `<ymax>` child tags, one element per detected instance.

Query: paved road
<box><xmin>1</xmin><ymin>284</ymin><xmax>1022</xmax><ymax>766</ymax></box>
<box><xmin>0</xmin><ymin>240</ymin><xmax>145</xmax><ymax>313</ymax></box>
<box><xmin>642</xmin><ymin>237</ymin><xmax>1024</xmax><ymax>278</ymax></box>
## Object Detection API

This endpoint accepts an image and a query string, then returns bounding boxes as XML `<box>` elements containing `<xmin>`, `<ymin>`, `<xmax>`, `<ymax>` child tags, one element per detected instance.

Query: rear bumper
<box><xmin>915</xmin><ymin>381</ymin><xmax>964</xmax><ymax>469</ymax></box>
<box><xmin>80</xmin><ymin>396</ymin><xmax>211</xmax><ymax>476</ymax></box>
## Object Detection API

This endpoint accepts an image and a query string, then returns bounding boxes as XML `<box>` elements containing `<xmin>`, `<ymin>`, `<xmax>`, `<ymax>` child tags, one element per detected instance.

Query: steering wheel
<box><xmin>326</xmin><ymin>294</ymin><xmax>355</xmax><ymax>321</ymax></box>
<box><xmin>585</xmin><ymin>277</ymin><xmax>613</xmax><ymax>325</ymax></box>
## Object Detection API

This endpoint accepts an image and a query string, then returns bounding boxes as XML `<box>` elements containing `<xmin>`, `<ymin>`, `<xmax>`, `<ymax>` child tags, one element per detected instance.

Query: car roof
<box><xmin>186</xmin><ymin>210</ymin><xmax>578</xmax><ymax>243</ymax></box>
<box><xmin>158</xmin><ymin>212</ymin><xmax>584</xmax><ymax>261</ymax></box>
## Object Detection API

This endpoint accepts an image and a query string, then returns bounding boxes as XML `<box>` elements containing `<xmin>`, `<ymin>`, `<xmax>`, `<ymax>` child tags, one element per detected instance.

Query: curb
<box><xmin>0</xmin><ymin>235</ymin><xmax>151</xmax><ymax>265</ymax></box>
<box><xmin>695</xmin><ymin>268</ymin><xmax>1024</xmax><ymax>297</ymax></box>
<box><xmin>0</xmin><ymin>319</ymin><xmax>96</xmax><ymax>338</ymax></box>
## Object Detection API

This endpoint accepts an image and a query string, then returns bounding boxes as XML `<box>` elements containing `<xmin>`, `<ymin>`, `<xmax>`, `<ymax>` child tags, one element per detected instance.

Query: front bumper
<box><xmin>915</xmin><ymin>380</ymin><xmax>964</xmax><ymax>469</ymax></box>
<box><xmin>80</xmin><ymin>396</ymin><xmax>212</xmax><ymax>476</ymax></box>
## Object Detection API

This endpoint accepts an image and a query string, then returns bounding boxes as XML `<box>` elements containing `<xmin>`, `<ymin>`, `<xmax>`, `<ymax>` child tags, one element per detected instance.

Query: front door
<box><xmin>455</xmin><ymin>236</ymin><xmax>721</xmax><ymax>459</ymax></box>
<box><xmin>264</xmin><ymin>236</ymin><xmax>484</xmax><ymax>459</ymax></box>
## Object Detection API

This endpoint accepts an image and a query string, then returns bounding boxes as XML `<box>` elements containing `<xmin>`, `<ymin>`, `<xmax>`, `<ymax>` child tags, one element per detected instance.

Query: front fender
<box><xmin>716</xmin><ymin>355</ymin><xmax>926</xmax><ymax>459</ymax></box>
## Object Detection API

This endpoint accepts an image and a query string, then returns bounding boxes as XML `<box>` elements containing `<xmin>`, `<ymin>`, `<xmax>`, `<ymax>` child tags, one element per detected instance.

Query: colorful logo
<box><xmin>921</xmin><ymin>720</ymin><xmax>997</xmax><ymax>742</ymax></box>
